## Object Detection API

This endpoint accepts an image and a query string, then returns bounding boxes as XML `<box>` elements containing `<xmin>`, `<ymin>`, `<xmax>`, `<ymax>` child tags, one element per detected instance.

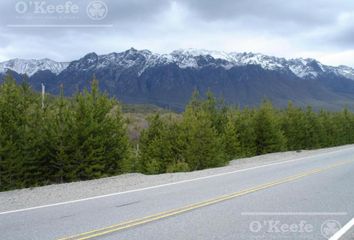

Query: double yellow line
<box><xmin>58</xmin><ymin>159</ymin><xmax>354</xmax><ymax>240</ymax></box>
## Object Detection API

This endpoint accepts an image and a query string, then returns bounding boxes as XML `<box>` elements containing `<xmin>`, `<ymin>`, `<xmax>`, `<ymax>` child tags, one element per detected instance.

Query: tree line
<box><xmin>1</xmin><ymin>75</ymin><xmax>354</xmax><ymax>191</ymax></box>
<box><xmin>138</xmin><ymin>92</ymin><xmax>354</xmax><ymax>174</ymax></box>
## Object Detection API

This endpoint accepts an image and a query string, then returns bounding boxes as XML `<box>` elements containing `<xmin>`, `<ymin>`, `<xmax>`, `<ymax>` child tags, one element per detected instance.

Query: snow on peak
<box><xmin>228</xmin><ymin>52</ymin><xmax>286</xmax><ymax>70</ymax></box>
<box><xmin>335</xmin><ymin>65</ymin><xmax>354</xmax><ymax>80</ymax></box>
<box><xmin>0</xmin><ymin>58</ymin><xmax>69</xmax><ymax>76</ymax></box>
<box><xmin>171</xmin><ymin>49</ymin><xmax>232</xmax><ymax>61</ymax></box>
<box><xmin>105</xmin><ymin>49</ymin><xmax>354</xmax><ymax>80</ymax></box>
<box><xmin>168</xmin><ymin>49</ymin><xmax>354</xmax><ymax>80</ymax></box>
<box><xmin>3</xmin><ymin>49</ymin><xmax>353</xmax><ymax>81</ymax></box>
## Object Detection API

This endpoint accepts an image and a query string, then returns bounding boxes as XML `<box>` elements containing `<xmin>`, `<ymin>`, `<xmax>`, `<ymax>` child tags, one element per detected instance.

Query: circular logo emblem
<box><xmin>87</xmin><ymin>0</ymin><xmax>108</xmax><ymax>20</ymax></box>
<box><xmin>321</xmin><ymin>220</ymin><xmax>341</xmax><ymax>239</ymax></box>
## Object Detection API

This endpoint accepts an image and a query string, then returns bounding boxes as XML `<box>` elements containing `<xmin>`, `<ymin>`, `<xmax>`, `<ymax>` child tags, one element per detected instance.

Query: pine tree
<box><xmin>139</xmin><ymin>114</ymin><xmax>168</xmax><ymax>174</ymax></box>
<box><xmin>282</xmin><ymin>102</ymin><xmax>307</xmax><ymax>150</ymax></box>
<box><xmin>236</xmin><ymin>108</ymin><xmax>257</xmax><ymax>157</ymax></box>
<box><xmin>3</xmin><ymin>76</ymin><xmax>354</xmax><ymax>191</ymax></box>
<box><xmin>333</xmin><ymin>108</ymin><xmax>354</xmax><ymax>145</ymax></box>
<box><xmin>316</xmin><ymin>107</ymin><xmax>333</xmax><ymax>148</ymax></box>
<box><xmin>202</xmin><ymin>91</ymin><xmax>228</xmax><ymax>135</ymax></box>
<box><xmin>181</xmin><ymin>92</ymin><xmax>226</xmax><ymax>170</ymax></box>
<box><xmin>139</xmin><ymin>113</ymin><xmax>186</xmax><ymax>174</ymax></box>
<box><xmin>254</xmin><ymin>101</ymin><xmax>286</xmax><ymax>155</ymax></box>
<box><xmin>47</xmin><ymin>85</ymin><xmax>76</xmax><ymax>183</ymax></box>
<box><xmin>222</xmin><ymin>111</ymin><xmax>241</xmax><ymax>160</ymax></box>
<box><xmin>70</xmin><ymin>78</ymin><xmax>130</xmax><ymax>180</ymax></box>
<box><xmin>0</xmin><ymin>75</ymin><xmax>26</xmax><ymax>190</ymax></box>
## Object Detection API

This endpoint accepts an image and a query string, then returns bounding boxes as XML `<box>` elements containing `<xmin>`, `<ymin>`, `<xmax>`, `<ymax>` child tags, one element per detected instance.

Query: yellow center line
<box><xmin>58</xmin><ymin>159</ymin><xmax>354</xmax><ymax>240</ymax></box>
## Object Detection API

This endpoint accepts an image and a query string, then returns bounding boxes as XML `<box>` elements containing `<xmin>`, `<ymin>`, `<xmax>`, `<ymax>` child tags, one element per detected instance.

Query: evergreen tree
<box><xmin>181</xmin><ymin>92</ymin><xmax>226</xmax><ymax>170</ymax></box>
<box><xmin>46</xmin><ymin>85</ymin><xmax>76</xmax><ymax>183</ymax></box>
<box><xmin>316</xmin><ymin>107</ymin><xmax>333</xmax><ymax>148</ymax></box>
<box><xmin>0</xmin><ymin>75</ymin><xmax>27</xmax><ymax>190</ymax></box>
<box><xmin>139</xmin><ymin>114</ymin><xmax>169</xmax><ymax>174</ymax></box>
<box><xmin>139</xmin><ymin>114</ymin><xmax>187</xmax><ymax>174</ymax></box>
<box><xmin>236</xmin><ymin>108</ymin><xmax>257</xmax><ymax>157</ymax></box>
<box><xmin>254</xmin><ymin>101</ymin><xmax>286</xmax><ymax>155</ymax></box>
<box><xmin>282</xmin><ymin>102</ymin><xmax>307</xmax><ymax>150</ymax></box>
<box><xmin>69</xmin><ymin>78</ymin><xmax>130</xmax><ymax>180</ymax></box>
<box><xmin>2</xmin><ymin>76</ymin><xmax>354</xmax><ymax>191</ymax></box>
<box><xmin>222</xmin><ymin>111</ymin><xmax>241</xmax><ymax>160</ymax></box>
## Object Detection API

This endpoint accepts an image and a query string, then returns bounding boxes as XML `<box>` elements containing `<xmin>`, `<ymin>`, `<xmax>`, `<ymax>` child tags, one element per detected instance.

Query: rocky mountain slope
<box><xmin>1</xmin><ymin>48</ymin><xmax>354</xmax><ymax>110</ymax></box>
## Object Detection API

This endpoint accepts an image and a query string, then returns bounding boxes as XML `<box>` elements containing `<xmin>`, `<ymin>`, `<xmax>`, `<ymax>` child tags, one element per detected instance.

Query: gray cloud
<box><xmin>0</xmin><ymin>0</ymin><xmax>353</xmax><ymax>67</ymax></box>
<box><xmin>331</xmin><ymin>24</ymin><xmax>354</xmax><ymax>48</ymax></box>
<box><xmin>180</xmin><ymin>0</ymin><xmax>348</xmax><ymax>26</ymax></box>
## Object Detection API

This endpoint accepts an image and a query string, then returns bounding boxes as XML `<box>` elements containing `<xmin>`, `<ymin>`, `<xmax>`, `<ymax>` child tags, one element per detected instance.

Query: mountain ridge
<box><xmin>2</xmin><ymin>48</ymin><xmax>354</xmax><ymax>111</ymax></box>
<box><xmin>0</xmin><ymin>58</ymin><xmax>69</xmax><ymax>77</ymax></box>
<box><xmin>1</xmin><ymin>48</ymin><xmax>353</xmax><ymax>80</ymax></box>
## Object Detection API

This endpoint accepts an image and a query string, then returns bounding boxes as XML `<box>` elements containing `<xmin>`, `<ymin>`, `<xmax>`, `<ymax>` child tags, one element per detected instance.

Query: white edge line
<box><xmin>0</xmin><ymin>147</ymin><xmax>352</xmax><ymax>216</ymax></box>
<box><xmin>329</xmin><ymin>218</ymin><xmax>354</xmax><ymax>240</ymax></box>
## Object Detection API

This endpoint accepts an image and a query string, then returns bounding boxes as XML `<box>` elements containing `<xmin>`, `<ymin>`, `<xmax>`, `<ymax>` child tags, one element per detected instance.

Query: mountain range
<box><xmin>1</xmin><ymin>48</ymin><xmax>354</xmax><ymax>110</ymax></box>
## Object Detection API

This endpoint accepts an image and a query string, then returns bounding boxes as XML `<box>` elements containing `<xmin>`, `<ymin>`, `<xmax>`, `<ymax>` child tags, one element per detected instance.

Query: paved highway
<box><xmin>1</xmin><ymin>147</ymin><xmax>354</xmax><ymax>240</ymax></box>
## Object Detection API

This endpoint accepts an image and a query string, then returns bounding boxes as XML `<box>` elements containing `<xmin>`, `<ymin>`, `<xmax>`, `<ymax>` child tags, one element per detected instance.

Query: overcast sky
<box><xmin>0</xmin><ymin>0</ymin><xmax>353</xmax><ymax>67</ymax></box>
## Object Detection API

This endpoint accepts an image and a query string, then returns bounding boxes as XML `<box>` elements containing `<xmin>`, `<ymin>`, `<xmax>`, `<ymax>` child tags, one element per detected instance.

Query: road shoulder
<box><xmin>1</xmin><ymin>144</ymin><xmax>353</xmax><ymax>213</ymax></box>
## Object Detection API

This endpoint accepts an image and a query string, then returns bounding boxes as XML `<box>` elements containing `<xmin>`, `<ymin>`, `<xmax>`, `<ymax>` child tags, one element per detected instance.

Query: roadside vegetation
<box><xmin>1</xmin><ymin>75</ymin><xmax>354</xmax><ymax>191</ymax></box>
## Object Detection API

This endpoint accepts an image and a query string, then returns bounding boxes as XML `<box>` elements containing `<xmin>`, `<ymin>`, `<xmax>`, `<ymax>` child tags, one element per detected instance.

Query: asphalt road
<box><xmin>1</xmin><ymin>147</ymin><xmax>354</xmax><ymax>240</ymax></box>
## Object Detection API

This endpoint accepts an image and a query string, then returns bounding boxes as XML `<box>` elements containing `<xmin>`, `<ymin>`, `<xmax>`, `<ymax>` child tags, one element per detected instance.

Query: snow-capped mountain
<box><xmin>335</xmin><ymin>65</ymin><xmax>354</xmax><ymax>80</ymax></box>
<box><xmin>2</xmin><ymin>48</ymin><xmax>354</xmax><ymax>110</ymax></box>
<box><xmin>0</xmin><ymin>58</ymin><xmax>69</xmax><ymax>76</ymax></box>
<box><xmin>1</xmin><ymin>48</ymin><xmax>353</xmax><ymax>80</ymax></box>
<box><xmin>152</xmin><ymin>49</ymin><xmax>354</xmax><ymax>80</ymax></box>
<box><xmin>60</xmin><ymin>48</ymin><xmax>354</xmax><ymax>80</ymax></box>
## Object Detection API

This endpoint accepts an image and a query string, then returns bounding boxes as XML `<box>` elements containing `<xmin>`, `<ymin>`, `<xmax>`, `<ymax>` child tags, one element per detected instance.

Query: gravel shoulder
<box><xmin>1</xmin><ymin>144</ymin><xmax>353</xmax><ymax>213</ymax></box>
